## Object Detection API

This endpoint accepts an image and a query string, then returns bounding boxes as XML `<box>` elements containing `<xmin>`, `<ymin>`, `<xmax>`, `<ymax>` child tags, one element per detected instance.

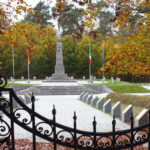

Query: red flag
<box><xmin>27</xmin><ymin>55</ymin><xmax>30</xmax><ymax>64</ymax></box>
<box><xmin>89</xmin><ymin>55</ymin><xmax>92</xmax><ymax>64</ymax></box>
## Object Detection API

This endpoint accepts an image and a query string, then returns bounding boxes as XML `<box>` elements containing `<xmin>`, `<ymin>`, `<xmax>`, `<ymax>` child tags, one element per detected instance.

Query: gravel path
<box><xmin>3</xmin><ymin>95</ymin><xmax>130</xmax><ymax>142</ymax></box>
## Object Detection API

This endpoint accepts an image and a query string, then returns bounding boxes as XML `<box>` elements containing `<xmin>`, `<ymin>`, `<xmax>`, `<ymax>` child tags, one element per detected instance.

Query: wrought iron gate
<box><xmin>0</xmin><ymin>74</ymin><xmax>150</xmax><ymax>150</ymax></box>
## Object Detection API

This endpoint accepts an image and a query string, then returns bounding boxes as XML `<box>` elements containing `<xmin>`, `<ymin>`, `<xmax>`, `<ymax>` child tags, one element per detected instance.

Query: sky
<box><xmin>1</xmin><ymin>0</ymin><xmax>114</xmax><ymax>31</ymax></box>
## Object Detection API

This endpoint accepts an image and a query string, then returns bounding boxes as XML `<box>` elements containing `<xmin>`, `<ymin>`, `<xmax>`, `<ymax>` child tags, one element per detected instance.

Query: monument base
<box><xmin>43</xmin><ymin>73</ymin><xmax>77</xmax><ymax>82</ymax></box>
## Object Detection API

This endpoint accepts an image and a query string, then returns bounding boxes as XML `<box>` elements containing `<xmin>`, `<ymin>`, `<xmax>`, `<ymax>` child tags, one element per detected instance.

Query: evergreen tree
<box><xmin>95</xmin><ymin>0</ymin><xmax>114</xmax><ymax>37</ymax></box>
<box><xmin>52</xmin><ymin>4</ymin><xmax>83</xmax><ymax>36</ymax></box>
<box><xmin>24</xmin><ymin>1</ymin><xmax>52</xmax><ymax>28</ymax></box>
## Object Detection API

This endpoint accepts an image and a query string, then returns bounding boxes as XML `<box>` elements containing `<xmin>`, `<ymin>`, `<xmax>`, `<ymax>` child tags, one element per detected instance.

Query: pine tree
<box><xmin>52</xmin><ymin>3</ymin><xmax>83</xmax><ymax>36</ymax></box>
<box><xmin>95</xmin><ymin>0</ymin><xmax>114</xmax><ymax>37</ymax></box>
<box><xmin>24</xmin><ymin>1</ymin><xmax>52</xmax><ymax>28</ymax></box>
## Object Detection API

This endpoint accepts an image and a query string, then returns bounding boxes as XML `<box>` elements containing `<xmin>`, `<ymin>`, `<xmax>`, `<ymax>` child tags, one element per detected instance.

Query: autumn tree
<box><xmin>0</xmin><ymin>21</ymin><xmax>56</xmax><ymax>78</ymax></box>
<box><xmin>0</xmin><ymin>0</ymin><xmax>31</xmax><ymax>30</ymax></box>
<box><xmin>100</xmin><ymin>14</ymin><xmax>150</xmax><ymax>81</ymax></box>
<box><xmin>0</xmin><ymin>0</ymin><xmax>149</xmax><ymax>80</ymax></box>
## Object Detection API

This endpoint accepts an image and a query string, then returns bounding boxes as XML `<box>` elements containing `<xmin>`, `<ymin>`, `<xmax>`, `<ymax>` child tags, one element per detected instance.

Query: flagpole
<box><xmin>89</xmin><ymin>42</ymin><xmax>91</xmax><ymax>81</ymax></box>
<box><xmin>27</xmin><ymin>52</ymin><xmax>30</xmax><ymax>84</ymax></box>
<box><xmin>102</xmin><ymin>42</ymin><xmax>105</xmax><ymax>78</ymax></box>
<box><xmin>28</xmin><ymin>62</ymin><xmax>30</xmax><ymax>83</ymax></box>
<box><xmin>12</xmin><ymin>47</ymin><xmax>15</xmax><ymax>81</ymax></box>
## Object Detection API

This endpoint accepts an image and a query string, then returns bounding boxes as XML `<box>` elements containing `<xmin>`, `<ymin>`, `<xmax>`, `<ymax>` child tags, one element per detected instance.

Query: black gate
<box><xmin>0</xmin><ymin>74</ymin><xmax>150</xmax><ymax>150</ymax></box>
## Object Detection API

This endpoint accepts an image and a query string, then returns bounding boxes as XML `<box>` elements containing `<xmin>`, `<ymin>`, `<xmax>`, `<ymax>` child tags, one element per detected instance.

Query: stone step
<box><xmin>14</xmin><ymin>85</ymin><xmax>113</xmax><ymax>95</ymax></box>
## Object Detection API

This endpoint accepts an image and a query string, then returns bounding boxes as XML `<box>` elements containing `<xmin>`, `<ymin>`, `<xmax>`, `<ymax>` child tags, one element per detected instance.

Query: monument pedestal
<box><xmin>43</xmin><ymin>73</ymin><xmax>76</xmax><ymax>82</ymax></box>
<box><xmin>43</xmin><ymin>39</ymin><xmax>76</xmax><ymax>82</ymax></box>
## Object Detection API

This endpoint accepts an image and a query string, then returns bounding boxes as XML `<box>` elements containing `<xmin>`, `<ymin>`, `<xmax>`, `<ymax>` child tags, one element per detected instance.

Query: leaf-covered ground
<box><xmin>1</xmin><ymin>139</ymin><xmax>148</xmax><ymax>150</ymax></box>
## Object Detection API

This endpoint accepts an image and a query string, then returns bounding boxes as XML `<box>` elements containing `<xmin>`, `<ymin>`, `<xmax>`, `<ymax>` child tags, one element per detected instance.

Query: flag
<box><xmin>27</xmin><ymin>55</ymin><xmax>30</xmax><ymax>65</ymax></box>
<box><xmin>89</xmin><ymin>55</ymin><xmax>92</xmax><ymax>64</ymax></box>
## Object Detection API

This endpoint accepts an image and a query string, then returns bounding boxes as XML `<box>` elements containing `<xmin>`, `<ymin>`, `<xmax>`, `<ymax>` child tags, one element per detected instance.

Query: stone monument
<box><xmin>44</xmin><ymin>38</ymin><xmax>75</xmax><ymax>82</ymax></box>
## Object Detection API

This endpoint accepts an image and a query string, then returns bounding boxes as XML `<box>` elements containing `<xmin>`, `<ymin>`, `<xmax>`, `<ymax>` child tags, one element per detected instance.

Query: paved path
<box><xmin>34</xmin><ymin>95</ymin><xmax>129</xmax><ymax>131</ymax></box>
<box><xmin>143</xmin><ymin>85</ymin><xmax>150</xmax><ymax>90</ymax></box>
<box><xmin>3</xmin><ymin>95</ymin><xmax>129</xmax><ymax>142</ymax></box>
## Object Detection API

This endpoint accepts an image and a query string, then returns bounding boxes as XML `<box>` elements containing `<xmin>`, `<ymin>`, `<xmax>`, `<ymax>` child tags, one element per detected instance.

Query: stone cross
<box><xmin>33</xmin><ymin>76</ymin><xmax>36</xmax><ymax>80</ymax></box>
<box><xmin>111</xmin><ymin>77</ymin><xmax>114</xmax><ymax>83</ymax></box>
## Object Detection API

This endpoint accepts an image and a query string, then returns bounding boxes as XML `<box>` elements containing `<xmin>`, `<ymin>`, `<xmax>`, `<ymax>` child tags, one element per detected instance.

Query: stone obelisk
<box><xmin>44</xmin><ymin>38</ymin><xmax>75</xmax><ymax>82</ymax></box>
<box><xmin>55</xmin><ymin>39</ymin><xmax>65</xmax><ymax>74</ymax></box>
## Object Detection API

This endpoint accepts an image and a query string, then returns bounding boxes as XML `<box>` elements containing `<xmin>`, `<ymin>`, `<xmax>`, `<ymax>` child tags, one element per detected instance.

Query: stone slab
<box><xmin>135</xmin><ymin>108</ymin><xmax>148</xmax><ymax>127</ymax></box>
<box><xmin>91</xmin><ymin>96</ymin><xmax>99</xmax><ymax>106</ymax></box>
<box><xmin>96</xmin><ymin>98</ymin><xmax>104</xmax><ymax>109</ymax></box>
<box><xmin>25</xmin><ymin>94</ymin><xmax>31</xmax><ymax>103</ymax></box>
<box><xmin>19</xmin><ymin>96</ymin><xmax>27</xmax><ymax>104</ymax></box>
<box><xmin>103</xmin><ymin>99</ymin><xmax>112</xmax><ymax>113</ymax></box>
<box><xmin>112</xmin><ymin>101</ymin><xmax>121</xmax><ymax>117</ymax></box>
<box><xmin>80</xmin><ymin>92</ymin><xmax>85</xmax><ymax>101</ymax></box>
<box><xmin>121</xmin><ymin>104</ymin><xmax>133</xmax><ymax>122</ymax></box>
<box><xmin>83</xmin><ymin>93</ymin><xmax>88</xmax><ymax>102</ymax></box>
<box><xmin>86</xmin><ymin>95</ymin><xmax>93</xmax><ymax>104</ymax></box>
<box><xmin>13</xmin><ymin>98</ymin><xmax>19</xmax><ymax>108</ymax></box>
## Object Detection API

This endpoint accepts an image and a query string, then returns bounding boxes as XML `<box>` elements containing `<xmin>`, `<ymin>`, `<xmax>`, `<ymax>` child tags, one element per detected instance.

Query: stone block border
<box><xmin>79</xmin><ymin>92</ymin><xmax>148</xmax><ymax>126</ymax></box>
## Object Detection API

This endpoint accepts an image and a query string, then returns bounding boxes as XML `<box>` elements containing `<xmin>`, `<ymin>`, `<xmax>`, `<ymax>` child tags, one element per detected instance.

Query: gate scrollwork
<box><xmin>0</xmin><ymin>116</ymin><xmax>11</xmax><ymax>147</ymax></box>
<box><xmin>36</xmin><ymin>122</ymin><xmax>53</xmax><ymax>137</ymax></box>
<box><xmin>14</xmin><ymin>108</ymin><xmax>32</xmax><ymax>125</ymax></box>
<box><xmin>56</xmin><ymin>130</ymin><xmax>74</xmax><ymax>144</ymax></box>
<box><xmin>0</xmin><ymin>74</ymin><xmax>7</xmax><ymax>88</ymax></box>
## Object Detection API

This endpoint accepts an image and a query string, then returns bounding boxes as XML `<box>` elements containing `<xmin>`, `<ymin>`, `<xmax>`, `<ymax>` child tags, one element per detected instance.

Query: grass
<box><xmin>106</xmin><ymin>93</ymin><xmax>150</xmax><ymax>108</ymax></box>
<box><xmin>83</xmin><ymin>80</ymin><xmax>150</xmax><ymax>93</ymax></box>
<box><xmin>7</xmin><ymin>83</ymin><xmax>35</xmax><ymax>87</ymax></box>
<box><xmin>105</xmin><ymin>83</ymin><xmax>150</xmax><ymax>93</ymax></box>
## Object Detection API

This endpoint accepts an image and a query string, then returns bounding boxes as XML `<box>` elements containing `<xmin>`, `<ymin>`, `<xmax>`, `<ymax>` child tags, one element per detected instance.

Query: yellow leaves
<box><xmin>102</xmin><ymin>24</ymin><xmax>150</xmax><ymax>76</ymax></box>
<box><xmin>113</xmin><ymin>43</ymin><xmax>120</xmax><ymax>49</ymax></box>
<box><xmin>15</xmin><ymin>5</ymin><xmax>27</xmax><ymax>14</ymax></box>
<box><xmin>1</xmin><ymin>21</ymin><xmax>56</xmax><ymax>58</ymax></box>
<box><xmin>19</xmin><ymin>0</ymin><xmax>27</xmax><ymax>5</ymax></box>
<box><xmin>26</xmin><ymin>8</ymin><xmax>32</xmax><ymax>13</ymax></box>
<box><xmin>98</xmin><ymin>6</ymin><xmax>103</xmax><ymax>10</ymax></box>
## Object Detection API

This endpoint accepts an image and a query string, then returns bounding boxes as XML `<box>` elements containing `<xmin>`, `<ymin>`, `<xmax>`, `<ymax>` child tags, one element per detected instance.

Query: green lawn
<box><xmin>84</xmin><ymin>80</ymin><xmax>150</xmax><ymax>93</ymax></box>
<box><xmin>7</xmin><ymin>83</ymin><xmax>35</xmax><ymax>87</ymax></box>
<box><xmin>105</xmin><ymin>82</ymin><xmax>150</xmax><ymax>93</ymax></box>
